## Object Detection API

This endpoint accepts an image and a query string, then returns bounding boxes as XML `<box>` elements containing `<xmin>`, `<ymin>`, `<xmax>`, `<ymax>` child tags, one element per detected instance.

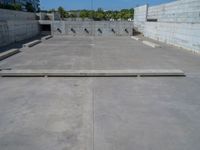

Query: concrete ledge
<box><xmin>142</xmin><ymin>41</ymin><xmax>161</xmax><ymax>48</ymax></box>
<box><xmin>41</xmin><ymin>35</ymin><xmax>53</xmax><ymax>41</ymax></box>
<box><xmin>23</xmin><ymin>40</ymin><xmax>41</xmax><ymax>48</ymax></box>
<box><xmin>0</xmin><ymin>69</ymin><xmax>185</xmax><ymax>77</ymax></box>
<box><xmin>131</xmin><ymin>36</ymin><xmax>140</xmax><ymax>41</ymax></box>
<box><xmin>0</xmin><ymin>49</ymin><xmax>20</xmax><ymax>61</ymax></box>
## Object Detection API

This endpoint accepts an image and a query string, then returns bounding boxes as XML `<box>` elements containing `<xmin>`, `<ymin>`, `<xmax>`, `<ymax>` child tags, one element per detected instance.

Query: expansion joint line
<box><xmin>92</xmin><ymin>78</ymin><xmax>95</xmax><ymax>150</ymax></box>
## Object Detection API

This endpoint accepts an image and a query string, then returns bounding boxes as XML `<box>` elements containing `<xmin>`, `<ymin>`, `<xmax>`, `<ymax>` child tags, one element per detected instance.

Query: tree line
<box><xmin>0</xmin><ymin>2</ymin><xmax>36</xmax><ymax>12</ymax></box>
<box><xmin>50</xmin><ymin>7</ymin><xmax>134</xmax><ymax>21</ymax></box>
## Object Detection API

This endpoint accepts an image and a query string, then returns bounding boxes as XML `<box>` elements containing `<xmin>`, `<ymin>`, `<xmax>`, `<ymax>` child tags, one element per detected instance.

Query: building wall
<box><xmin>0</xmin><ymin>9</ymin><xmax>39</xmax><ymax>47</ymax></box>
<box><xmin>134</xmin><ymin>0</ymin><xmax>200</xmax><ymax>53</ymax></box>
<box><xmin>46</xmin><ymin>21</ymin><xmax>134</xmax><ymax>36</ymax></box>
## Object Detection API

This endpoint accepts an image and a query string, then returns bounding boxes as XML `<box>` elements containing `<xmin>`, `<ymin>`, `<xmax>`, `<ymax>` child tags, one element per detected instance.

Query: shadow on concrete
<box><xmin>0</xmin><ymin>35</ymin><xmax>46</xmax><ymax>53</ymax></box>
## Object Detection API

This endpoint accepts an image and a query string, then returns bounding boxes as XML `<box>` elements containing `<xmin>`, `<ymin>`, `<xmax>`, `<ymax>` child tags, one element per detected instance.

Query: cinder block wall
<box><xmin>134</xmin><ymin>0</ymin><xmax>200</xmax><ymax>53</ymax></box>
<box><xmin>134</xmin><ymin>5</ymin><xmax>148</xmax><ymax>32</ymax></box>
<box><xmin>49</xmin><ymin>21</ymin><xmax>134</xmax><ymax>36</ymax></box>
<box><xmin>0</xmin><ymin>9</ymin><xmax>39</xmax><ymax>47</ymax></box>
<box><xmin>148</xmin><ymin>0</ymin><xmax>200</xmax><ymax>23</ymax></box>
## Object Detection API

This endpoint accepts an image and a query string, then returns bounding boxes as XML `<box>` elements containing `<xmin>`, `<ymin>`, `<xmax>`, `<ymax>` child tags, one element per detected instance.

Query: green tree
<box><xmin>26</xmin><ymin>2</ymin><xmax>35</xmax><ymax>12</ymax></box>
<box><xmin>93</xmin><ymin>8</ymin><xmax>105</xmax><ymax>21</ymax></box>
<box><xmin>80</xmin><ymin>10</ymin><xmax>89</xmax><ymax>19</ymax></box>
<box><xmin>12</xmin><ymin>4</ymin><xmax>22</xmax><ymax>11</ymax></box>
<box><xmin>58</xmin><ymin>6</ymin><xmax>67</xmax><ymax>18</ymax></box>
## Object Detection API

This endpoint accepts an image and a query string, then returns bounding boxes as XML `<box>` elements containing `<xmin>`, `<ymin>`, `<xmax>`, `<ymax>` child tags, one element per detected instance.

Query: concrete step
<box><xmin>0</xmin><ymin>69</ymin><xmax>185</xmax><ymax>77</ymax></box>
<box><xmin>0</xmin><ymin>49</ymin><xmax>20</xmax><ymax>61</ymax></box>
<box><xmin>131</xmin><ymin>36</ymin><xmax>141</xmax><ymax>41</ymax></box>
<box><xmin>23</xmin><ymin>40</ymin><xmax>41</xmax><ymax>48</ymax></box>
<box><xmin>142</xmin><ymin>40</ymin><xmax>161</xmax><ymax>48</ymax></box>
<box><xmin>41</xmin><ymin>35</ymin><xmax>53</xmax><ymax>41</ymax></box>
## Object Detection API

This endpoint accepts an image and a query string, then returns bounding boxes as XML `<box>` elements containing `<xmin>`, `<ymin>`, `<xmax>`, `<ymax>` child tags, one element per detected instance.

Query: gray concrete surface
<box><xmin>0</xmin><ymin>69</ymin><xmax>185</xmax><ymax>77</ymax></box>
<box><xmin>0</xmin><ymin>36</ymin><xmax>200</xmax><ymax>73</ymax></box>
<box><xmin>0</xmin><ymin>36</ymin><xmax>200</xmax><ymax>150</ymax></box>
<box><xmin>23</xmin><ymin>40</ymin><xmax>41</xmax><ymax>48</ymax></box>
<box><xmin>0</xmin><ymin>49</ymin><xmax>20</xmax><ymax>61</ymax></box>
<box><xmin>0</xmin><ymin>78</ymin><xmax>93</xmax><ymax>150</ymax></box>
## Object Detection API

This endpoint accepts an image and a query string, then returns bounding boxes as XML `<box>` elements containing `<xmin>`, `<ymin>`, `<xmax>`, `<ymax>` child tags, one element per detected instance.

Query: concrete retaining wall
<box><xmin>134</xmin><ymin>5</ymin><xmax>148</xmax><ymax>32</ymax></box>
<box><xmin>40</xmin><ymin>20</ymin><xmax>134</xmax><ymax>36</ymax></box>
<box><xmin>134</xmin><ymin>0</ymin><xmax>200</xmax><ymax>53</ymax></box>
<box><xmin>0</xmin><ymin>9</ymin><xmax>36</xmax><ymax>21</ymax></box>
<box><xmin>148</xmin><ymin>0</ymin><xmax>200</xmax><ymax>23</ymax></box>
<box><xmin>0</xmin><ymin>9</ymin><xmax>40</xmax><ymax>47</ymax></box>
<box><xmin>144</xmin><ymin>22</ymin><xmax>200</xmax><ymax>52</ymax></box>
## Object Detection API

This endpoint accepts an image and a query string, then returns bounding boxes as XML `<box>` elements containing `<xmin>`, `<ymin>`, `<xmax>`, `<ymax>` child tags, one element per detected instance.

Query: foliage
<box><xmin>58</xmin><ymin>6</ymin><xmax>68</xmax><ymax>18</ymax></box>
<box><xmin>0</xmin><ymin>3</ymin><xmax>22</xmax><ymax>11</ymax></box>
<box><xmin>55</xmin><ymin>7</ymin><xmax>134</xmax><ymax>21</ymax></box>
<box><xmin>25</xmin><ymin>2</ymin><xmax>35</xmax><ymax>12</ymax></box>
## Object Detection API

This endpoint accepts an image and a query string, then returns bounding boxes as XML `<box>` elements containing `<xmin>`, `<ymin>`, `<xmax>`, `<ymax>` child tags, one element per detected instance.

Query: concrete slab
<box><xmin>0</xmin><ymin>69</ymin><xmax>185</xmax><ymax>77</ymax></box>
<box><xmin>41</xmin><ymin>35</ymin><xmax>53</xmax><ymax>41</ymax></box>
<box><xmin>1</xmin><ymin>77</ymin><xmax>200</xmax><ymax>150</ymax></box>
<box><xmin>93</xmin><ymin>77</ymin><xmax>200</xmax><ymax>150</ymax></box>
<box><xmin>0</xmin><ymin>36</ymin><xmax>200</xmax><ymax>150</ymax></box>
<box><xmin>23</xmin><ymin>40</ymin><xmax>41</xmax><ymax>48</ymax></box>
<box><xmin>0</xmin><ymin>36</ymin><xmax>200</xmax><ymax>73</ymax></box>
<box><xmin>142</xmin><ymin>40</ymin><xmax>161</xmax><ymax>48</ymax></box>
<box><xmin>0</xmin><ymin>78</ymin><xmax>93</xmax><ymax>150</ymax></box>
<box><xmin>0</xmin><ymin>49</ymin><xmax>20</xmax><ymax>61</ymax></box>
<box><xmin>131</xmin><ymin>36</ymin><xmax>140</xmax><ymax>40</ymax></box>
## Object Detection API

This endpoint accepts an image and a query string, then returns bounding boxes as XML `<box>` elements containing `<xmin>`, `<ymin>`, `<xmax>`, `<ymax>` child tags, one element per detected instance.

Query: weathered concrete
<box><xmin>40</xmin><ymin>20</ymin><xmax>134</xmax><ymax>36</ymax></box>
<box><xmin>0</xmin><ymin>49</ymin><xmax>20</xmax><ymax>61</ymax></box>
<box><xmin>0</xmin><ymin>69</ymin><xmax>185</xmax><ymax>77</ymax></box>
<box><xmin>93</xmin><ymin>77</ymin><xmax>200</xmax><ymax>150</ymax></box>
<box><xmin>147</xmin><ymin>0</ymin><xmax>200</xmax><ymax>23</ymax></box>
<box><xmin>131</xmin><ymin>36</ymin><xmax>140</xmax><ymax>41</ymax></box>
<box><xmin>41</xmin><ymin>35</ymin><xmax>53</xmax><ymax>41</ymax></box>
<box><xmin>0</xmin><ymin>36</ymin><xmax>200</xmax><ymax>150</ymax></box>
<box><xmin>133</xmin><ymin>4</ymin><xmax>148</xmax><ymax>32</ymax></box>
<box><xmin>1</xmin><ymin>36</ymin><xmax>200</xmax><ymax>73</ymax></box>
<box><xmin>0</xmin><ymin>78</ymin><xmax>93</xmax><ymax>150</ymax></box>
<box><xmin>134</xmin><ymin>0</ymin><xmax>200</xmax><ymax>53</ymax></box>
<box><xmin>142</xmin><ymin>40</ymin><xmax>161</xmax><ymax>48</ymax></box>
<box><xmin>0</xmin><ymin>9</ymin><xmax>36</xmax><ymax>21</ymax></box>
<box><xmin>0</xmin><ymin>9</ymin><xmax>40</xmax><ymax>47</ymax></box>
<box><xmin>23</xmin><ymin>40</ymin><xmax>41</xmax><ymax>48</ymax></box>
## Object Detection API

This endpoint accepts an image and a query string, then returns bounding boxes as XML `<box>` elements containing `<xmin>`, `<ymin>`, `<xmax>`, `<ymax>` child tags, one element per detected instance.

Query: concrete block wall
<box><xmin>148</xmin><ymin>0</ymin><xmax>200</xmax><ymax>23</ymax></box>
<box><xmin>0</xmin><ymin>9</ymin><xmax>39</xmax><ymax>47</ymax></box>
<box><xmin>134</xmin><ymin>0</ymin><xmax>200</xmax><ymax>53</ymax></box>
<box><xmin>144</xmin><ymin>22</ymin><xmax>200</xmax><ymax>52</ymax></box>
<box><xmin>7</xmin><ymin>21</ymin><xmax>40</xmax><ymax>43</ymax></box>
<box><xmin>0</xmin><ymin>22</ymin><xmax>9</xmax><ymax>46</ymax></box>
<box><xmin>134</xmin><ymin>5</ymin><xmax>148</xmax><ymax>32</ymax></box>
<box><xmin>0</xmin><ymin>9</ymin><xmax>36</xmax><ymax>21</ymax></box>
<box><xmin>49</xmin><ymin>21</ymin><xmax>134</xmax><ymax>36</ymax></box>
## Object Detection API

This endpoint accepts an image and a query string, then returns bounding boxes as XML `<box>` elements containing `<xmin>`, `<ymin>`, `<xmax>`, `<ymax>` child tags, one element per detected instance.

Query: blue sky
<box><xmin>40</xmin><ymin>0</ymin><xmax>175</xmax><ymax>10</ymax></box>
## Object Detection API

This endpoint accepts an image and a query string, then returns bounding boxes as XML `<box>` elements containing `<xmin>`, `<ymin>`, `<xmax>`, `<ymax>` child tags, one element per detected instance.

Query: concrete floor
<box><xmin>0</xmin><ymin>36</ymin><xmax>200</xmax><ymax>150</ymax></box>
<box><xmin>1</xmin><ymin>36</ymin><xmax>200</xmax><ymax>73</ymax></box>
